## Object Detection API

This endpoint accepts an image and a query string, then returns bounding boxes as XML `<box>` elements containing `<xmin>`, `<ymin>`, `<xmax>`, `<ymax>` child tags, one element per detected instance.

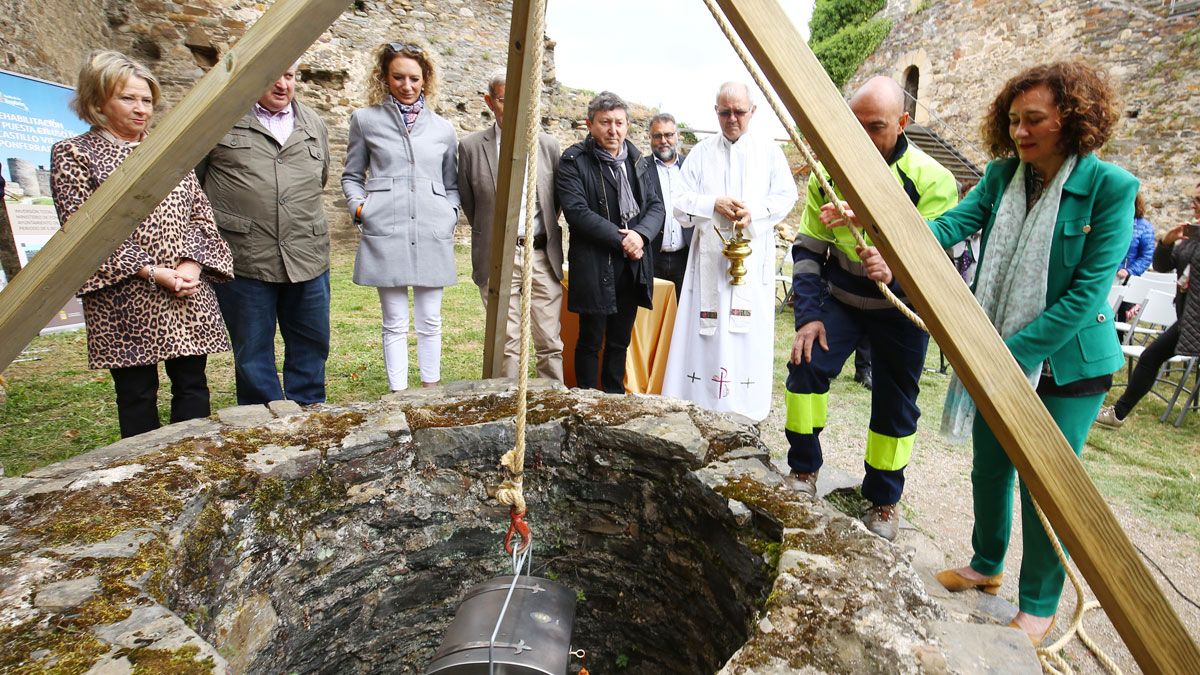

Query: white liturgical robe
<box><xmin>661</xmin><ymin>130</ymin><xmax>798</xmax><ymax>421</ymax></box>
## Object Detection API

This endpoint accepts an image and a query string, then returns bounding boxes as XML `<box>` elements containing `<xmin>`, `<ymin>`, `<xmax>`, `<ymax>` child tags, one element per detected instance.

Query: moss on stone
<box><xmin>15</xmin><ymin>471</ymin><xmax>187</xmax><ymax>546</ymax></box>
<box><xmin>250</xmin><ymin>470</ymin><xmax>346</xmax><ymax>548</ymax></box>
<box><xmin>713</xmin><ymin>476</ymin><xmax>820</xmax><ymax>530</ymax></box>
<box><xmin>175</xmin><ymin>497</ymin><xmax>226</xmax><ymax>593</ymax></box>
<box><xmin>0</xmin><ymin>618</ymin><xmax>109</xmax><ymax>674</ymax></box>
<box><xmin>119</xmin><ymin>644</ymin><xmax>215</xmax><ymax>674</ymax></box>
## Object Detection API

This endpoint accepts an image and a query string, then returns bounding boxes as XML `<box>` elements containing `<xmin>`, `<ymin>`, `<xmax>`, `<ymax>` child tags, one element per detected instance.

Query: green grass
<box><xmin>3</xmin><ymin>249</ymin><xmax>1197</xmax><ymax>547</ymax></box>
<box><xmin>0</xmin><ymin>245</ymin><xmax>484</xmax><ymax>476</ymax></box>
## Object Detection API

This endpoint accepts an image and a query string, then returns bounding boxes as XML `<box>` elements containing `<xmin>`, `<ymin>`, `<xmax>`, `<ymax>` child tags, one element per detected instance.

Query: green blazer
<box><xmin>928</xmin><ymin>154</ymin><xmax>1137</xmax><ymax>385</ymax></box>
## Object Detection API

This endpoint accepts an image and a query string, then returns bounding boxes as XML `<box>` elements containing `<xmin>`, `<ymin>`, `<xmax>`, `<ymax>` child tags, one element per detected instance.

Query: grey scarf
<box><xmin>591</xmin><ymin>142</ymin><xmax>640</xmax><ymax>225</ymax></box>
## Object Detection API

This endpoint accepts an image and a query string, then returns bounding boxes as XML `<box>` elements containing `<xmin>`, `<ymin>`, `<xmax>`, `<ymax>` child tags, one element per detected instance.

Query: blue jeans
<box><xmin>214</xmin><ymin>271</ymin><xmax>331</xmax><ymax>405</ymax></box>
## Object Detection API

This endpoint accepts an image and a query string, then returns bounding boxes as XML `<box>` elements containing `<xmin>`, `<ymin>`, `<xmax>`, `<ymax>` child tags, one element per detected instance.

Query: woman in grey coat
<box><xmin>342</xmin><ymin>41</ymin><xmax>460</xmax><ymax>390</ymax></box>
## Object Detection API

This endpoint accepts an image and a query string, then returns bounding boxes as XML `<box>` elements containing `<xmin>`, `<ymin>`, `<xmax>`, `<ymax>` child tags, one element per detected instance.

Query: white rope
<box><xmin>700</xmin><ymin>2</ymin><xmax>1121</xmax><ymax>671</ymax></box>
<box><xmin>495</xmin><ymin>0</ymin><xmax>548</xmax><ymax>520</ymax></box>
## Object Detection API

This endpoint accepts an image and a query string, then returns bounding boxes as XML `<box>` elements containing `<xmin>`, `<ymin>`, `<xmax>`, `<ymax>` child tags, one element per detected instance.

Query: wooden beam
<box><xmin>482</xmin><ymin>0</ymin><xmax>542</xmax><ymax>378</ymax></box>
<box><xmin>0</xmin><ymin>0</ymin><xmax>351</xmax><ymax>373</ymax></box>
<box><xmin>713</xmin><ymin>1</ymin><xmax>1199</xmax><ymax>670</ymax></box>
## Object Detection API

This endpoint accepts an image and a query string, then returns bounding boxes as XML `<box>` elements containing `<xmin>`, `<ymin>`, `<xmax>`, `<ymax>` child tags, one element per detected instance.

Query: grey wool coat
<box><xmin>342</xmin><ymin>102</ymin><xmax>460</xmax><ymax>288</ymax></box>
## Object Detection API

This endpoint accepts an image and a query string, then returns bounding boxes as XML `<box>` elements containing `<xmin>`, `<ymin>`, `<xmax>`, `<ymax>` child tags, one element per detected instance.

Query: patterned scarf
<box><xmin>942</xmin><ymin>156</ymin><xmax>1078</xmax><ymax>442</ymax></box>
<box><xmin>590</xmin><ymin>142</ymin><xmax>640</xmax><ymax>225</ymax></box>
<box><xmin>392</xmin><ymin>93</ymin><xmax>424</xmax><ymax>131</ymax></box>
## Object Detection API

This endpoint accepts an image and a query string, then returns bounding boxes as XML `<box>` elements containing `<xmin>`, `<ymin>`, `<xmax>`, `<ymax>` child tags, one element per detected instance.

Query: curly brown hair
<box><xmin>367</xmin><ymin>41</ymin><xmax>438</xmax><ymax>106</ymax></box>
<box><xmin>980</xmin><ymin>61</ymin><xmax>1120</xmax><ymax>159</ymax></box>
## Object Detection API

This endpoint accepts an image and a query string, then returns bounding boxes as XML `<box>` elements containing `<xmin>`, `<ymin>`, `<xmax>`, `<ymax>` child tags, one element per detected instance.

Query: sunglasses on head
<box><xmin>387</xmin><ymin>42</ymin><xmax>423</xmax><ymax>54</ymax></box>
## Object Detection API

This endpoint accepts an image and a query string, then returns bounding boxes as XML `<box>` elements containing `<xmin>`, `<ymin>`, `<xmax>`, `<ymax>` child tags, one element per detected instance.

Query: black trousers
<box><xmin>576</xmin><ymin>265</ymin><xmax>640</xmax><ymax>394</ymax></box>
<box><xmin>110</xmin><ymin>355</ymin><xmax>211</xmax><ymax>438</ymax></box>
<box><xmin>653</xmin><ymin>248</ymin><xmax>688</xmax><ymax>303</ymax></box>
<box><xmin>1115</xmin><ymin>322</ymin><xmax>1180</xmax><ymax>419</ymax></box>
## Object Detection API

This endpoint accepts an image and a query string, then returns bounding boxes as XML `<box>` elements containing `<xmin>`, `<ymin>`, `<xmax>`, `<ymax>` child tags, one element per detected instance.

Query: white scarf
<box><xmin>697</xmin><ymin>138</ymin><xmax>756</xmax><ymax>335</ymax></box>
<box><xmin>942</xmin><ymin>156</ymin><xmax>1078</xmax><ymax>442</ymax></box>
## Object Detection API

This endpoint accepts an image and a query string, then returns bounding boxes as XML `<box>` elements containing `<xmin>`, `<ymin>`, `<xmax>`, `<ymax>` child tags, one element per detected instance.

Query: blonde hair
<box><xmin>367</xmin><ymin>41</ymin><xmax>438</xmax><ymax>106</ymax></box>
<box><xmin>70</xmin><ymin>50</ymin><xmax>161</xmax><ymax>128</ymax></box>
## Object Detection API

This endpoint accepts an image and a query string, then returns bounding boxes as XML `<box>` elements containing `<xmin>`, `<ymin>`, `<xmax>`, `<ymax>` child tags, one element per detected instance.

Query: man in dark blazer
<box><xmin>458</xmin><ymin>72</ymin><xmax>564</xmax><ymax>381</ymax></box>
<box><xmin>556</xmin><ymin>91</ymin><xmax>664</xmax><ymax>393</ymax></box>
<box><xmin>647</xmin><ymin>112</ymin><xmax>690</xmax><ymax>301</ymax></box>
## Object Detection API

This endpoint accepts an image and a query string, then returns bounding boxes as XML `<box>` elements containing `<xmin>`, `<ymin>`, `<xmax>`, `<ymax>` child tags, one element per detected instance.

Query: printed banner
<box><xmin>0</xmin><ymin>68</ymin><xmax>88</xmax><ymax>333</ymax></box>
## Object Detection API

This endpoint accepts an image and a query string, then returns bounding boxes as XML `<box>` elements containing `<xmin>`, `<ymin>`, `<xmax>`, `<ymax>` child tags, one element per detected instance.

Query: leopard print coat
<box><xmin>51</xmin><ymin>130</ymin><xmax>234</xmax><ymax>370</ymax></box>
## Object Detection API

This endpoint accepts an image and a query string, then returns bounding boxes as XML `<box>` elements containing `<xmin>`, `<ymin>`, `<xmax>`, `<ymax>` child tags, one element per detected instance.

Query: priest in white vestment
<box><xmin>661</xmin><ymin>82</ymin><xmax>798</xmax><ymax>421</ymax></box>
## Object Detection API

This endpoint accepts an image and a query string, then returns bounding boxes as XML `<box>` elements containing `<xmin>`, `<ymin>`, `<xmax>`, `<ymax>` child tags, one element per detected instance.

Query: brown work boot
<box><xmin>863</xmin><ymin>503</ymin><xmax>899</xmax><ymax>541</ymax></box>
<box><xmin>785</xmin><ymin>470</ymin><xmax>818</xmax><ymax>498</ymax></box>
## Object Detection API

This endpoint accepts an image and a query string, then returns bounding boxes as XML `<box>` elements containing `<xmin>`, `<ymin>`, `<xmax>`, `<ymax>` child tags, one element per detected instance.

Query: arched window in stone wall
<box><xmin>903</xmin><ymin>65</ymin><xmax>919</xmax><ymax>118</ymax></box>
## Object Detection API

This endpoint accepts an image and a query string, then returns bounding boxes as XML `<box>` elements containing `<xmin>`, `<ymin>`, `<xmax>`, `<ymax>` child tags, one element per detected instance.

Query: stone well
<box><xmin>0</xmin><ymin>380</ymin><xmax>953</xmax><ymax>674</ymax></box>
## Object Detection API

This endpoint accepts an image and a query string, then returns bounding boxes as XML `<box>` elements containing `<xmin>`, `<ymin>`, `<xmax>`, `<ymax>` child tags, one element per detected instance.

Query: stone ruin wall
<box><xmin>852</xmin><ymin>0</ymin><xmax>1200</xmax><ymax>227</ymax></box>
<box><xmin>1</xmin><ymin>0</ymin><xmax>658</xmax><ymax>244</ymax></box>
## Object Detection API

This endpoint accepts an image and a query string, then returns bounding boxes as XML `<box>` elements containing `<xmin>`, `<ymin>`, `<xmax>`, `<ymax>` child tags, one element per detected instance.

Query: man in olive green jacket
<box><xmin>198</xmin><ymin>64</ymin><xmax>332</xmax><ymax>405</ymax></box>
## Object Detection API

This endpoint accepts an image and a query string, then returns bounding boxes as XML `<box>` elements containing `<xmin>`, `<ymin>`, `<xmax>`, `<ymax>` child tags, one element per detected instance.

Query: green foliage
<box><xmin>808</xmin><ymin>0</ymin><xmax>887</xmax><ymax>45</ymax></box>
<box><xmin>810</xmin><ymin>17</ymin><xmax>893</xmax><ymax>89</ymax></box>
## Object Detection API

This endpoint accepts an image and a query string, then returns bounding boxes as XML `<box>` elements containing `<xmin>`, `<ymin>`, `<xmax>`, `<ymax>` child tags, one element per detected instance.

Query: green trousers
<box><xmin>969</xmin><ymin>392</ymin><xmax>1105</xmax><ymax>617</ymax></box>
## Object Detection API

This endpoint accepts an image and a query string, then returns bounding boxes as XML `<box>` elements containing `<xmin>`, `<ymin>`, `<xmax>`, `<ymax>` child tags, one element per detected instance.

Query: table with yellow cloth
<box><xmin>559</xmin><ymin>274</ymin><xmax>678</xmax><ymax>394</ymax></box>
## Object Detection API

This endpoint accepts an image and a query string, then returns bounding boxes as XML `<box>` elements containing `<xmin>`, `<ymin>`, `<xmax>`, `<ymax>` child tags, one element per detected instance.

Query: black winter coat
<box><xmin>557</xmin><ymin>137</ymin><xmax>664</xmax><ymax>314</ymax></box>
<box><xmin>1153</xmin><ymin>235</ymin><xmax>1199</xmax><ymax>356</ymax></box>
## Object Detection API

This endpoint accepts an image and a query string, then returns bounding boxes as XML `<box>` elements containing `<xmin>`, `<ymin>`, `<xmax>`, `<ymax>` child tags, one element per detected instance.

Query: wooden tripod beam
<box><xmin>713</xmin><ymin>0</ymin><xmax>1198</xmax><ymax>670</ymax></box>
<box><xmin>0</xmin><ymin>0</ymin><xmax>351</xmax><ymax>373</ymax></box>
<box><xmin>482</xmin><ymin>0</ymin><xmax>542</xmax><ymax>378</ymax></box>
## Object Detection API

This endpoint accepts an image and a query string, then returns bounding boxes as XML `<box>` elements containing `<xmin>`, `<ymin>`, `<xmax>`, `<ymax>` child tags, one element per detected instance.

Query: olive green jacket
<box><xmin>928</xmin><ymin>154</ymin><xmax>1137</xmax><ymax>385</ymax></box>
<box><xmin>198</xmin><ymin>100</ymin><xmax>330</xmax><ymax>283</ymax></box>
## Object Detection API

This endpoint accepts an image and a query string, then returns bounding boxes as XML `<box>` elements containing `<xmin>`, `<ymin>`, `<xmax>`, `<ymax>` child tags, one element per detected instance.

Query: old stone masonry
<box><xmin>0</xmin><ymin>381</ymin><xmax>1038</xmax><ymax>673</ymax></box>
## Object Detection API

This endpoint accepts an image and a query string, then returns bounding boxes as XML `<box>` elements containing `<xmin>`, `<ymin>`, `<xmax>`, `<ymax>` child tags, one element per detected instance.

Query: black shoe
<box><xmin>854</xmin><ymin>368</ymin><xmax>873</xmax><ymax>391</ymax></box>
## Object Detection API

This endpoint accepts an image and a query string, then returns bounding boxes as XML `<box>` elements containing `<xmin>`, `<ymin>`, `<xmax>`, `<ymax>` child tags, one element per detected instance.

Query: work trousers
<box><xmin>214</xmin><ymin>271</ymin><xmax>331</xmax><ymax>405</ymax></box>
<box><xmin>478</xmin><ymin>247</ymin><xmax>565</xmax><ymax>382</ymax></box>
<box><xmin>784</xmin><ymin>299</ymin><xmax>928</xmax><ymax>505</ymax></box>
<box><xmin>1114</xmin><ymin>322</ymin><xmax>1180</xmax><ymax>419</ymax></box>
<box><xmin>969</xmin><ymin>392</ymin><xmax>1105</xmax><ymax>617</ymax></box>
<box><xmin>378</xmin><ymin>286</ymin><xmax>443</xmax><ymax>390</ymax></box>
<box><xmin>110</xmin><ymin>355</ymin><xmax>210</xmax><ymax>438</ymax></box>
<box><xmin>576</xmin><ymin>265</ymin><xmax>639</xmax><ymax>394</ymax></box>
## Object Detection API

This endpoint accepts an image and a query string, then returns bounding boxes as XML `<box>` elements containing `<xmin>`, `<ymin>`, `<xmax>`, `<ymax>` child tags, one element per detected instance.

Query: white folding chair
<box><xmin>1120</xmin><ymin>290</ymin><xmax>1199</xmax><ymax>426</ymax></box>
<box><xmin>1116</xmin><ymin>275</ymin><xmax>1176</xmax><ymax>344</ymax></box>
<box><xmin>1141</xmin><ymin>270</ymin><xmax>1176</xmax><ymax>285</ymax></box>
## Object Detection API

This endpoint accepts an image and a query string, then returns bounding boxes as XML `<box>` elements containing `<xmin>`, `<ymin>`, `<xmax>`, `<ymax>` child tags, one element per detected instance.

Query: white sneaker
<box><xmin>1095</xmin><ymin>405</ymin><xmax>1125</xmax><ymax>429</ymax></box>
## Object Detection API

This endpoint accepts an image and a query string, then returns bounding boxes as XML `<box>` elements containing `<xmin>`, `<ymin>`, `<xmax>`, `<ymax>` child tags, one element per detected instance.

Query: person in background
<box><xmin>198</xmin><ymin>62</ymin><xmax>332</xmax><ymax>406</ymax></box>
<box><xmin>342</xmin><ymin>41</ymin><xmax>459</xmax><ymax>392</ymax></box>
<box><xmin>1114</xmin><ymin>191</ymin><xmax>1157</xmax><ymax>323</ymax></box>
<box><xmin>51</xmin><ymin>50</ymin><xmax>233</xmax><ymax>438</ymax></box>
<box><xmin>846</xmin><ymin>61</ymin><xmax>1136</xmax><ymax>645</ymax></box>
<box><xmin>458</xmin><ymin>70</ymin><xmax>564</xmax><ymax>381</ymax></box>
<box><xmin>556</xmin><ymin>91</ymin><xmax>663</xmax><ymax>393</ymax></box>
<box><xmin>1096</xmin><ymin>182</ymin><xmax>1199</xmax><ymax>428</ymax></box>
<box><xmin>647</xmin><ymin>112</ymin><xmax>690</xmax><ymax>301</ymax></box>
<box><xmin>661</xmin><ymin>82</ymin><xmax>797</xmax><ymax>422</ymax></box>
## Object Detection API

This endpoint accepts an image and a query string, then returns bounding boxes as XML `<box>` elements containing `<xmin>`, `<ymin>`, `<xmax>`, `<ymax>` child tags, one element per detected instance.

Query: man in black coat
<box><xmin>556</xmin><ymin>91</ymin><xmax>664</xmax><ymax>393</ymax></box>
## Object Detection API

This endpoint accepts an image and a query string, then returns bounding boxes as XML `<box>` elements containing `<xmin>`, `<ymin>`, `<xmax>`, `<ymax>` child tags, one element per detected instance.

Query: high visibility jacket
<box><xmin>791</xmin><ymin>134</ymin><xmax>958</xmax><ymax>327</ymax></box>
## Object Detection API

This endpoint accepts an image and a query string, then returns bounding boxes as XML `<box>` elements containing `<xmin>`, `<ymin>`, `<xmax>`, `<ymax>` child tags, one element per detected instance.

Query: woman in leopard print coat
<box><xmin>51</xmin><ymin>51</ymin><xmax>233</xmax><ymax>438</ymax></box>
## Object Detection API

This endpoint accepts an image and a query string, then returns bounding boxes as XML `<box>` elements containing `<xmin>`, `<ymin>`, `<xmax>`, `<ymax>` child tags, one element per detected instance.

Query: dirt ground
<box><xmin>757</xmin><ymin>382</ymin><xmax>1200</xmax><ymax>674</ymax></box>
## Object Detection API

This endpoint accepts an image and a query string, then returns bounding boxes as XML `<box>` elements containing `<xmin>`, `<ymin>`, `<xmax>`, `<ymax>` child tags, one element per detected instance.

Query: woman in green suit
<box><xmin>829</xmin><ymin>61</ymin><xmax>1136</xmax><ymax>645</ymax></box>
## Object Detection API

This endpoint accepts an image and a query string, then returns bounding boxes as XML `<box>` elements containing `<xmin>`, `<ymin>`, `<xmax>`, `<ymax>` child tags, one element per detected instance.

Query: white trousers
<box><xmin>378</xmin><ymin>286</ymin><xmax>443</xmax><ymax>390</ymax></box>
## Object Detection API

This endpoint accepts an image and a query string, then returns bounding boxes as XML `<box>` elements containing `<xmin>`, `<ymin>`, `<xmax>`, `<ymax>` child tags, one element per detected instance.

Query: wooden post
<box><xmin>712</xmin><ymin>0</ymin><xmax>1200</xmax><ymax>670</ymax></box>
<box><xmin>482</xmin><ymin>0</ymin><xmax>542</xmax><ymax>378</ymax></box>
<box><xmin>0</xmin><ymin>0</ymin><xmax>351</xmax><ymax>373</ymax></box>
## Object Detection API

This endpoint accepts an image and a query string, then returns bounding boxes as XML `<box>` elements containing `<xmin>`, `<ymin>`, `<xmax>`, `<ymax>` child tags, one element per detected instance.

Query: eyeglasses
<box><xmin>650</xmin><ymin>132</ymin><xmax>677</xmax><ymax>141</ymax></box>
<box><xmin>716</xmin><ymin>108</ymin><xmax>752</xmax><ymax>118</ymax></box>
<box><xmin>387</xmin><ymin>42</ymin><xmax>423</xmax><ymax>55</ymax></box>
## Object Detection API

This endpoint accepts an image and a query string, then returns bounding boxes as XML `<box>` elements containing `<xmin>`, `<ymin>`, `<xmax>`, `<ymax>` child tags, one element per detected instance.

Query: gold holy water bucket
<box><xmin>714</xmin><ymin>224</ymin><xmax>752</xmax><ymax>285</ymax></box>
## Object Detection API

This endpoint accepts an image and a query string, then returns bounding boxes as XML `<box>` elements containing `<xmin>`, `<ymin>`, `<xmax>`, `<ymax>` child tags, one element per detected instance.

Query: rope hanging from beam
<box><xmin>700</xmin><ymin>0</ymin><xmax>1120</xmax><ymax>671</ymax></box>
<box><xmin>495</xmin><ymin>0</ymin><xmax>548</xmax><ymax>556</ymax></box>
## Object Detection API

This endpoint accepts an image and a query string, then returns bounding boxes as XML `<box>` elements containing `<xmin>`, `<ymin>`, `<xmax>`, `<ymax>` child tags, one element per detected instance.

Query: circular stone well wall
<box><xmin>0</xmin><ymin>380</ymin><xmax>947</xmax><ymax>674</ymax></box>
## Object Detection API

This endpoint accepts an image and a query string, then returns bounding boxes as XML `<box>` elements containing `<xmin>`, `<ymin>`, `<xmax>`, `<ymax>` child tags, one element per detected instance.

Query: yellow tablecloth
<box><xmin>560</xmin><ymin>275</ymin><xmax>678</xmax><ymax>394</ymax></box>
